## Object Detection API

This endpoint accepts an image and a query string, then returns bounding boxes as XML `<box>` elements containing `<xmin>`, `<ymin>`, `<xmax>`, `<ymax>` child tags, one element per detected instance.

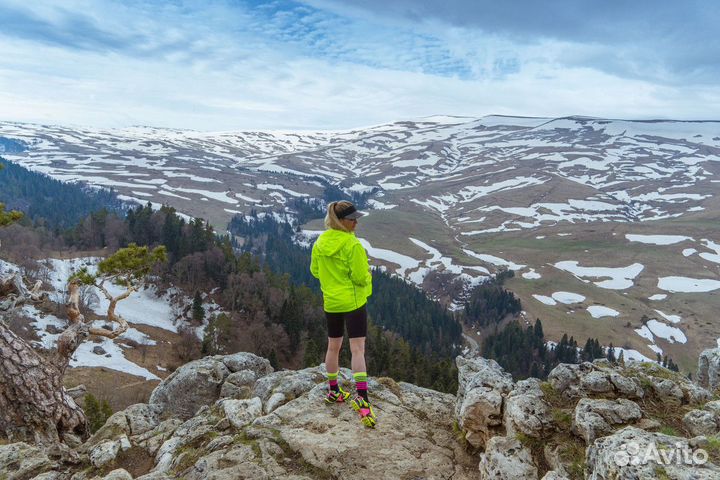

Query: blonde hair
<box><xmin>325</xmin><ymin>200</ymin><xmax>354</xmax><ymax>232</ymax></box>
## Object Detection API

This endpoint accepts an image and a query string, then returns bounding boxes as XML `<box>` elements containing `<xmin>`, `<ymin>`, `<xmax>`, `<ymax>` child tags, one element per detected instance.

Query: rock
<box><xmin>0</xmin><ymin>442</ymin><xmax>56</xmax><ymax>480</ymax></box>
<box><xmin>31</xmin><ymin>472</ymin><xmax>65</xmax><ymax>480</ymax></box>
<box><xmin>683</xmin><ymin>409</ymin><xmax>720</xmax><ymax>437</ymax></box>
<box><xmin>92</xmin><ymin>346</ymin><xmax>107</xmax><ymax>355</ymax></box>
<box><xmin>552</xmin><ymin>359</ymin><xmax>715</xmax><ymax>406</ymax></box>
<box><xmin>478</xmin><ymin>436</ymin><xmax>538</xmax><ymax>480</ymax></box>
<box><xmin>123</xmin><ymin>403</ymin><xmax>163</xmax><ymax>437</ymax></box>
<box><xmin>503</xmin><ymin>378</ymin><xmax>555</xmax><ymax>438</ymax></box>
<box><xmin>133</xmin><ymin>418</ymin><xmax>183</xmax><ymax>457</ymax></box>
<box><xmin>541</xmin><ymin>472</ymin><xmax>570</xmax><ymax>480</ymax></box>
<box><xmin>573</xmin><ymin>398</ymin><xmax>642</xmax><ymax>444</ymax></box>
<box><xmin>254</xmin><ymin>382</ymin><xmax>478</xmax><ymax>479</ymax></box>
<box><xmin>627</xmin><ymin>362</ymin><xmax>712</xmax><ymax>405</ymax></box>
<box><xmin>586</xmin><ymin>426</ymin><xmax>720</xmax><ymax>479</ymax></box>
<box><xmin>635</xmin><ymin>418</ymin><xmax>662</xmax><ymax>430</ymax></box>
<box><xmin>252</xmin><ymin>367</ymin><xmax>325</xmax><ymax>414</ymax></box>
<box><xmin>548</xmin><ymin>362</ymin><xmax>643</xmax><ymax>399</ymax></box>
<box><xmin>690</xmin><ymin>436</ymin><xmax>710</xmax><ymax>449</ymax></box>
<box><xmin>149</xmin><ymin>357</ymin><xmax>230</xmax><ymax>418</ymax></box>
<box><xmin>135</xmin><ymin>474</ymin><xmax>174</xmax><ymax>480</ymax></box>
<box><xmin>65</xmin><ymin>384</ymin><xmax>87</xmax><ymax>400</ymax></box>
<box><xmin>89</xmin><ymin>438</ymin><xmax>121</xmax><ymax>468</ymax></box>
<box><xmin>88</xmin><ymin>435</ymin><xmax>132</xmax><ymax>468</ymax></box>
<box><xmin>102</xmin><ymin>469</ymin><xmax>133</xmax><ymax>480</ymax></box>
<box><xmin>697</xmin><ymin>347</ymin><xmax>720</xmax><ymax>392</ymax></box>
<box><xmin>217</xmin><ymin>352</ymin><xmax>273</xmax><ymax>376</ymax></box>
<box><xmin>702</xmin><ymin>400</ymin><xmax>720</xmax><ymax>416</ymax></box>
<box><xmin>62</xmin><ymin>432</ymin><xmax>83</xmax><ymax>448</ymax></box>
<box><xmin>455</xmin><ymin>356</ymin><xmax>514</xmax><ymax>448</ymax></box>
<box><xmin>221</xmin><ymin>397</ymin><xmax>263</xmax><ymax>429</ymax></box>
<box><xmin>219</xmin><ymin>370</ymin><xmax>257</xmax><ymax>399</ymax></box>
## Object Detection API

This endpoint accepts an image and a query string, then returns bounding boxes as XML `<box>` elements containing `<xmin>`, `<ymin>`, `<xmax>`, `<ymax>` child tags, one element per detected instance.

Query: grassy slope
<box><xmin>325</xmin><ymin>206</ymin><xmax>720</xmax><ymax>374</ymax></box>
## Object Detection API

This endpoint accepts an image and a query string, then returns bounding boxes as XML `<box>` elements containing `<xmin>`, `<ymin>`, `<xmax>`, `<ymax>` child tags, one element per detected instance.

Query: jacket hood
<box><xmin>314</xmin><ymin>229</ymin><xmax>355</xmax><ymax>256</ymax></box>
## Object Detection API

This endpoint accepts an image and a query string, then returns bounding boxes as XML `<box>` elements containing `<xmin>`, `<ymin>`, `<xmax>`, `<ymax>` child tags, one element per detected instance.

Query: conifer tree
<box><xmin>192</xmin><ymin>290</ymin><xmax>205</xmax><ymax>325</ymax></box>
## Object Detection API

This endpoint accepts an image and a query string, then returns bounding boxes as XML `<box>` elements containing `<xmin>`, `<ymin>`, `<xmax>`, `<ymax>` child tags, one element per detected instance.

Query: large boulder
<box><xmin>586</xmin><ymin>426</ymin><xmax>720</xmax><ymax>479</ymax></box>
<box><xmin>256</xmin><ymin>381</ymin><xmax>478</xmax><ymax>480</ymax></box>
<box><xmin>478</xmin><ymin>436</ymin><xmax>538</xmax><ymax>480</ymax></box>
<box><xmin>149</xmin><ymin>357</ymin><xmax>231</xmax><ymax>418</ymax></box>
<box><xmin>572</xmin><ymin>398</ymin><xmax>642</xmax><ymax>444</ymax></box>
<box><xmin>89</xmin><ymin>435</ymin><xmax>131</xmax><ymax>468</ymax></box>
<box><xmin>697</xmin><ymin>347</ymin><xmax>720</xmax><ymax>392</ymax></box>
<box><xmin>683</xmin><ymin>409</ymin><xmax>720</xmax><ymax>437</ymax></box>
<box><xmin>219</xmin><ymin>370</ymin><xmax>257</xmax><ymax>399</ymax></box>
<box><xmin>220</xmin><ymin>397</ymin><xmax>263</xmax><ymax>429</ymax></box>
<box><xmin>215</xmin><ymin>352</ymin><xmax>273</xmax><ymax>377</ymax></box>
<box><xmin>548</xmin><ymin>362</ymin><xmax>643</xmax><ymax>399</ymax></box>
<box><xmin>503</xmin><ymin>378</ymin><xmax>555</xmax><ymax>438</ymax></box>
<box><xmin>0</xmin><ymin>442</ymin><xmax>56</xmax><ymax>479</ymax></box>
<box><xmin>625</xmin><ymin>362</ymin><xmax>712</xmax><ymax>405</ymax></box>
<box><xmin>252</xmin><ymin>366</ymin><xmax>325</xmax><ymax>414</ymax></box>
<box><xmin>455</xmin><ymin>356</ymin><xmax>514</xmax><ymax>448</ymax></box>
<box><xmin>141</xmin><ymin>377</ymin><xmax>477</xmax><ymax>479</ymax></box>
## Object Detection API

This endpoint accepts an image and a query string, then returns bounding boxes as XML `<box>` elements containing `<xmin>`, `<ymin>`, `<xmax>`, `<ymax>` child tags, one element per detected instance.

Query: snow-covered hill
<box><xmin>2</xmin><ymin>115</ymin><xmax>720</xmax><ymax>370</ymax></box>
<box><xmin>1</xmin><ymin>115</ymin><xmax>719</xmax><ymax>229</ymax></box>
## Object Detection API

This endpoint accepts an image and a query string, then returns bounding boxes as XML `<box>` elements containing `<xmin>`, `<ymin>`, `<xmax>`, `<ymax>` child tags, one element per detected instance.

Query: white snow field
<box><xmin>551</xmin><ymin>291</ymin><xmax>586</xmax><ymax>304</ymax></box>
<box><xmin>587</xmin><ymin>306</ymin><xmax>621</xmax><ymax>318</ymax></box>
<box><xmin>625</xmin><ymin>234</ymin><xmax>693</xmax><ymax>245</ymax></box>
<box><xmin>533</xmin><ymin>294</ymin><xmax>557</xmax><ymax>306</ymax></box>
<box><xmin>657</xmin><ymin>276</ymin><xmax>720</xmax><ymax>293</ymax></box>
<box><xmin>554</xmin><ymin>261</ymin><xmax>644</xmax><ymax>289</ymax></box>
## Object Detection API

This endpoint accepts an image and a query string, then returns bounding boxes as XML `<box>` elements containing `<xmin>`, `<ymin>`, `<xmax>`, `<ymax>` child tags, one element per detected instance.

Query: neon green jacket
<box><xmin>310</xmin><ymin>229</ymin><xmax>372</xmax><ymax>313</ymax></box>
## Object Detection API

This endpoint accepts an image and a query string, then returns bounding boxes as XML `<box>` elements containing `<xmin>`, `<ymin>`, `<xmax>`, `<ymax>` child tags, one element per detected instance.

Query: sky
<box><xmin>0</xmin><ymin>0</ymin><xmax>718</xmax><ymax>131</ymax></box>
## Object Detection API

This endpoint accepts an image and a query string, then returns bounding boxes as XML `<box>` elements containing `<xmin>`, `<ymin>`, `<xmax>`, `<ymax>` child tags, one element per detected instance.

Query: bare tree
<box><xmin>0</xmin><ymin>240</ymin><xmax>166</xmax><ymax>445</ymax></box>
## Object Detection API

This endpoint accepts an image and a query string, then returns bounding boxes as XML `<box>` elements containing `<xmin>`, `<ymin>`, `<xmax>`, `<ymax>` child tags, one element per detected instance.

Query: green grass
<box><xmin>658</xmin><ymin>426</ymin><xmax>679</xmax><ymax>436</ymax></box>
<box><xmin>706</xmin><ymin>435</ymin><xmax>720</xmax><ymax>463</ymax></box>
<box><xmin>552</xmin><ymin>409</ymin><xmax>573</xmax><ymax>431</ymax></box>
<box><xmin>233</xmin><ymin>431</ymin><xmax>262</xmax><ymax>459</ymax></box>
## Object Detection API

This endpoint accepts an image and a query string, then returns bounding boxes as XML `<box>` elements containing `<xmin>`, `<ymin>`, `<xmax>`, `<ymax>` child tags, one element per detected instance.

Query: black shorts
<box><xmin>325</xmin><ymin>304</ymin><xmax>367</xmax><ymax>339</ymax></box>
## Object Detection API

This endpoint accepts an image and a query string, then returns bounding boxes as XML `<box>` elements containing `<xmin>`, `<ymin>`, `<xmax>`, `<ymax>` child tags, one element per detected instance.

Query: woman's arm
<box><xmin>310</xmin><ymin>243</ymin><xmax>320</xmax><ymax>279</ymax></box>
<box><xmin>349</xmin><ymin>242</ymin><xmax>371</xmax><ymax>286</ymax></box>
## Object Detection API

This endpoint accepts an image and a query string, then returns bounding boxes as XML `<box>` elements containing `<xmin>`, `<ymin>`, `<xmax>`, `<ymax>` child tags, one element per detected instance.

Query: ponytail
<box><xmin>325</xmin><ymin>200</ymin><xmax>353</xmax><ymax>232</ymax></box>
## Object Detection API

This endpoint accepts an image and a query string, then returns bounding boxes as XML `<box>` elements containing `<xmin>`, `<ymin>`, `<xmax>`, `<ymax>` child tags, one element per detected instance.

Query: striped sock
<box><xmin>327</xmin><ymin>371</ymin><xmax>339</xmax><ymax>392</ymax></box>
<box><xmin>354</xmin><ymin>372</ymin><xmax>369</xmax><ymax>402</ymax></box>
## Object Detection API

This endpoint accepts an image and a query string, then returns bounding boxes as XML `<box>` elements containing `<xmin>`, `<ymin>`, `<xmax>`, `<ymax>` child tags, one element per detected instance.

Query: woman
<box><xmin>310</xmin><ymin>200</ymin><xmax>376</xmax><ymax>428</ymax></box>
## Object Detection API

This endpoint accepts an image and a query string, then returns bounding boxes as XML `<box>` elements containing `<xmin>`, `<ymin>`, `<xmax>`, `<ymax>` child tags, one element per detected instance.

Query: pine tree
<box><xmin>268</xmin><ymin>350</ymin><xmax>279</xmax><ymax>370</ymax></box>
<box><xmin>191</xmin><ymin>291</ymin><xmax>204</xmax><ymax>325</ymax></box>
<box><xmin>83</xmin><ymin>394</ymin><xmax>100</xmax><ymax>432</ymax></box>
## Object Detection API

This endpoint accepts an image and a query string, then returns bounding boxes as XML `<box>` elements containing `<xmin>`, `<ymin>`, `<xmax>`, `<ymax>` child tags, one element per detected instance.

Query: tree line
<box><xmin>0</xmin><ymin>157</ymin><xmax>129</xmax><ymax>229</ymax></box>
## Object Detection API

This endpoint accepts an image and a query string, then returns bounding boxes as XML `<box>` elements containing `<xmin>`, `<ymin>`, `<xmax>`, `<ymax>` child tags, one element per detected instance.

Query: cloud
<box><xmin>303</xmin><ymin>0</ymin><xmax>720</xmax><ymax>84</ymax></box>
<box><xmin>0</xmin><ymin>0</ymin><xmax>717</xmax><ymax>130</ymax></box>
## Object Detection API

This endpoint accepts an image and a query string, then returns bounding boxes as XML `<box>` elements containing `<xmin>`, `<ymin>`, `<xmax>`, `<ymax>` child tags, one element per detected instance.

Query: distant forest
<box><xmin>0</xmin><ymin>157</ymin><xmax>129</xmax><ymax>229</ymax></box>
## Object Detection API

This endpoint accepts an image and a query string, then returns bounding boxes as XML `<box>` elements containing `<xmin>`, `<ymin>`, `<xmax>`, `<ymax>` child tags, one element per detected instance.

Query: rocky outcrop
<box><xmin>478</xmin><ymin>436</ymin><xmax>538</xmax><ymax>479</ymax></box>
<box><xmin>0</xmin><ymin>442</ymin><xmax>56</xmax><ymax>479</ymax></box>
<box><xmin>455</xmin><ymin>355</ymin><xmax>514</xmax><ymax>448</ymax></box>
<box><xmin>148</xmin><ymin>352</ymin><xmax>273</xmax><ymax>420</ymax></box>
<box><xmin>683</xmin><ymin>402</ymin><xmax>720</xmax><ymax>437</ymax></box>
<box><xmin>503</xmin><ymin>378</ymin><xmax>555</xmax><ymax>438</ymax></box>
<box><xmin>586</xmin><ymin>426</ymin><xmax>720</xmax><ymax>479</ymax></box>
<box><xmin>572</xmin><ymin>398</ymin><xmax>642</xmax><ymax>443</ymax></box>
<box><xmin>548</xmin><ymin>361</ymin><xmax>643</xmax><ymax>399</ymax></box>
<box><xmin>4</xmin><ymin>350</ymin><xmax>720</xmax><ymax>480</ymax></box>
<box><xmin>697</xmin><ymin>347</ymin><xmax>720</xmax><ymax>392</ymax></box>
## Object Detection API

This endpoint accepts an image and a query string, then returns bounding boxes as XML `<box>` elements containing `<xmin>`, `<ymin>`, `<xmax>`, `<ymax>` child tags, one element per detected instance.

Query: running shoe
<box><xmin>325</xmin><ymin>386</ymin><xmax>350</xmax><ymax>404</ymax></box>
<box><xmin>351</xmin><ymin>396</ymin><xmax>377</xmax><ymax>428</ymax></box>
